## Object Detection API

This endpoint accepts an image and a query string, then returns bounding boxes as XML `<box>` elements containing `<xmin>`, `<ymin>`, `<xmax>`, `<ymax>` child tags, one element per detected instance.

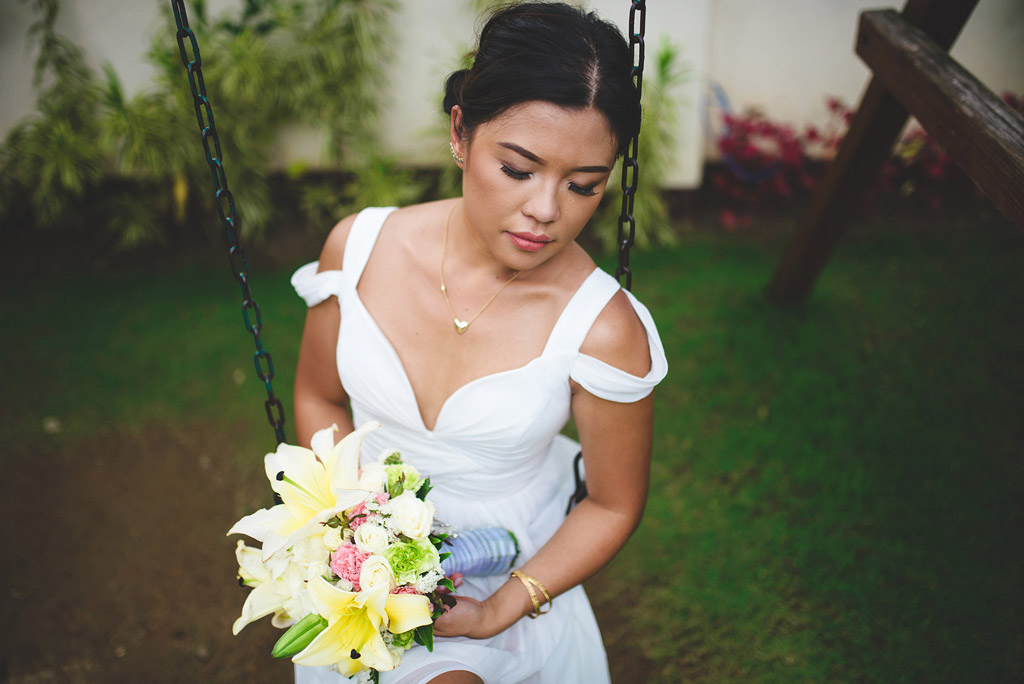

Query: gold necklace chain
<box><xmin>440</xmin><ymin>200</ymin><xmax>521</xmax><ymax>335</ymax></box>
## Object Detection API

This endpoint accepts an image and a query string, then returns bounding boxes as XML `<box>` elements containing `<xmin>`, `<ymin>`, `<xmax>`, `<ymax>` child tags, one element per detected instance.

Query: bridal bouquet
<box><xmin>228</xmin><ymin>421</ymin><xmax>457</xmax><ymax>681</ymax></box>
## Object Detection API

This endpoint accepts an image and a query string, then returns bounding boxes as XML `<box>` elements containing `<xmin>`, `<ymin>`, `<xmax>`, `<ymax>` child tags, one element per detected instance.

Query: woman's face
<box><xmin>452</xmin><ymin>101</ymin><xmax>618</xmax><ymax>272</ymax></box>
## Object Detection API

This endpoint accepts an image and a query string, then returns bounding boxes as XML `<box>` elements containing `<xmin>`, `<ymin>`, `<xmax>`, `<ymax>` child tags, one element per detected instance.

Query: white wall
<box><xmin>0</xmin><ymin>0</ymin><xmax>709</xmax><ymax>186</ymax></box>
<box><xmin>374</xmin><ymin>0</ymin><xmax>709</xmax><ymax>187</ymax></box>
<box><xmin>1</xmin><ymin>0</ymin><xmax>1021</xmax><ymax>189</ymax></box>
<box><xmin>706</xmin><ymin>0</ymin><xmax>1024</xmax><ymax>149</ymax></box>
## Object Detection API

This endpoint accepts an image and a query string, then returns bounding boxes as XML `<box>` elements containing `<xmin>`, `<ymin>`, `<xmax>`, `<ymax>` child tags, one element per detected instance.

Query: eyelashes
<box><xmin>570</xmin><ymin>183</ymin><xmax>598</xmax><ymax>197</ymax></box>
<box><xmin>500</xmin><ymin>164</ymin><xmax>531</xmax><ymax>181</ymax></box>
<box><xmin>499</xmin><ymin>165</ymin><xmax>599</xmax><ymax>197</ymax></box>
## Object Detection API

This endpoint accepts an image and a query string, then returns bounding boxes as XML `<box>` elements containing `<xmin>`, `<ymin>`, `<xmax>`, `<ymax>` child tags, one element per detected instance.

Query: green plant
<box><xmin>0</xmin><ymin>0</ymin><xmax>104</xmax><ymax>230</ymax></box>
<box><xmin>1</xmin><ymin>0</ymin><xmax>406</xmax><ymax>248</ymax></box>
<box><xmin>146</xmin><ymin>0</ymin><xmax>403</xmax><ymax>235</ymax></box>
<box><xmin>592</xmin><ymin>38</ymin><xmax>685</xmax><ymax>253</ymax></box>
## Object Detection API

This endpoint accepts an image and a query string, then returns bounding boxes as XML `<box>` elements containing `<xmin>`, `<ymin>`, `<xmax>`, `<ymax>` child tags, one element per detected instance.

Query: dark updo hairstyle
<box><xmin>443</xmin><ymin>2</ymin><xmax>640</xmax><ymax>157</ymax></box>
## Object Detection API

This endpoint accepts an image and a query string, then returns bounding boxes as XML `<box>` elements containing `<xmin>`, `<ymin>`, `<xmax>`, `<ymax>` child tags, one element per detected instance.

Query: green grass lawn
<box><xmin>2</xmin><ymin>216</ymin><xmax>1022</xmax><ymax>682</ymax></box>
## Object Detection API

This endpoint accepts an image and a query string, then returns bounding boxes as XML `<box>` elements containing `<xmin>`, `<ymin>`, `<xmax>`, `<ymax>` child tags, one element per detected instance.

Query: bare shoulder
<box><xmin>318</xmin><ymin>212</ymin><xmax>359</xmax><ymax>272</ymax></box>
<box><xmin>382</xmin><ymin>199</ymin><xmax>453</xmax><ymax>240</ymax></box>
<box><xmin>319</xmin><ymin>201</ymin><xmax>451</xmax><ymax>272</ymax></box>
<box><xmin>578</xmin><ymin>287</ymin><xmax>652</xmax><ymax>377</ymax></box>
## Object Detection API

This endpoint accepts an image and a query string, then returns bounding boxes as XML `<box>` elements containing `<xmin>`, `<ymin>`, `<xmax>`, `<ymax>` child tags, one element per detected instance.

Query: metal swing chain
<box><xmin>568</xmin><ymin>2</ymin><xmax>647</xmax><ymax>514</ymax></box>
<box><xmin>170</xmin><ymin>0</ymin><xmax>287</xmax><ymax>445</ymax></box>
<box><xmin>616</xmin><ymin>0</ymin><xmax>646</xmax><ymax>292</ymax></box>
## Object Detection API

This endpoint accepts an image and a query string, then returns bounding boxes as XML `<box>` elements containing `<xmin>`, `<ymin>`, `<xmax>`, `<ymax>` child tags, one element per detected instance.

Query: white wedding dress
<box><xmin>290</xmin><ymin>207</ymin><xmax>668</xmax><ymax>684</ymax></box>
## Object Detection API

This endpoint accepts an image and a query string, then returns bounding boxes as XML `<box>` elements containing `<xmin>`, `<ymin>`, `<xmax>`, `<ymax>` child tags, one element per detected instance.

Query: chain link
<box><xmin>170</xmin><ymin>0</ymin><xmax>287</xmax><ymax>445</ymax></box>
<box><xmin>616</xmin><ymin>0</ymin><xmax>646</xmax><ymax>292</ymax></box>
<box><xmin>167</xmin><ymin>0</ymin><xmax>644</xmax><ymax>441</ymax></box>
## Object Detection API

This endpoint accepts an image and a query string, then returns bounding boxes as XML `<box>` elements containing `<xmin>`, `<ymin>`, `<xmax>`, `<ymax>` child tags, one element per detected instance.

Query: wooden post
<box><xmin>767</xmin><ymin>0</ymin><xmax>979</xmax><ymax>303</ymax></box>
<box><xmin>858</xmin><ymin>10</ymin><xmax>1024</xmax><ymax>228</ymax></box>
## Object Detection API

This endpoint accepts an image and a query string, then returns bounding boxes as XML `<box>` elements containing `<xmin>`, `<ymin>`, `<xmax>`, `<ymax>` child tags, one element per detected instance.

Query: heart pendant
<box><xmin>453</xmin><ymin>318</ymin><xmax>469</xmax><ymax>334</ymax></box>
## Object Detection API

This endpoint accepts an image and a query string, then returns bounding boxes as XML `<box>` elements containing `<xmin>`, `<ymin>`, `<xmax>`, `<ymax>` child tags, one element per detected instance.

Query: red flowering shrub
<box><xmin>710</xmin><ymin>92</ymin><xmax>1022</xmax><ymax>229</ymax></box>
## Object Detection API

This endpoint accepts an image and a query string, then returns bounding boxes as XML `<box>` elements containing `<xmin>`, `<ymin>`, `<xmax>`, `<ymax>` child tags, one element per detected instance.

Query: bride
<box><xmin>290</xmin><ymin>3</ymin><xmax>668</xmax><ymax>683</ymax></box>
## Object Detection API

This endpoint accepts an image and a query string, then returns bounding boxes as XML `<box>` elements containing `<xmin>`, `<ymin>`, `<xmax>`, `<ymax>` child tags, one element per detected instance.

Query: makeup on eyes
<box><xmin>497</xmin><ymin>142</ymin><xmax>611</xmax><ymax>174</ymax></box>
<box><xmin>500</xmin><ymin>164</ymin><xmax>600</xmax><ymax>197</ymax></box>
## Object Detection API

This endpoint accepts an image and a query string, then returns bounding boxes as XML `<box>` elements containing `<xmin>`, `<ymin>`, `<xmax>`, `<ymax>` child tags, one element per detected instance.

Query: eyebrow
<box><xmin>498</xmin><ymin>142</ymin><xmax>611</xmax><ymax>174</ymax></box>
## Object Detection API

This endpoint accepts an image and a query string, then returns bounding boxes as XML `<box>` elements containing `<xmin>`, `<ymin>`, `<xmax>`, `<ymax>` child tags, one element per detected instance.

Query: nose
<box><xmin>522</xmin><ymin>183</ymin><xmax>560</xmax><ymax>224</ymax></box>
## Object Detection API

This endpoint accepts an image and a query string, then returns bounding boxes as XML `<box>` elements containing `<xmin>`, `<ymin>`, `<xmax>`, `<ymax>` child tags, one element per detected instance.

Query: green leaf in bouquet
<box><xmin>438</xmin><ymin>552</ymin><xmax>452</xmax><ymax>563</ymax></box>
<box><xmin>438</xmin><ymin>577</ymin><xmax>456</xmax><ymax>593</ymax></box>
<box><xmin>271</xmin><ymin>613</ymin><xmax>328</xmax><ymax>658</ymax></box>
<box><xmin>413</xmin><ymin>624</ymin><xmax>434</xmax><ymax>652</ymax></box>
<box><xmin>416</xmin><ymin>477</ymin><xmax>433</xmax><ymax>500</ymax></box>
<box><xmin>390</xmin><ymin>478</ymin><xmax>404</xmax><ymax>498</ymax></box>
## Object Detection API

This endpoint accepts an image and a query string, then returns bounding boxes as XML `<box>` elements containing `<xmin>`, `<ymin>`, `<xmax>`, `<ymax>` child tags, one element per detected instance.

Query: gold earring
<box><xmin>449</xmin><ymin>141</ymin><xmax>465</xmax><ymax>164</ymax></box>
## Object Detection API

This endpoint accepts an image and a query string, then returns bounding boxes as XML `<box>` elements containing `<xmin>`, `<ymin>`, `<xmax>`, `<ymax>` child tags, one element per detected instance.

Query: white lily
<box><xmin>233</xmin><ymin>540</ymin><xmax>298</xmax><ymax>634</ymax></box>
<box><xmin>228</xmin><ymin>422</ymin><xmax>381</xmax><ymax>561</ymax></box>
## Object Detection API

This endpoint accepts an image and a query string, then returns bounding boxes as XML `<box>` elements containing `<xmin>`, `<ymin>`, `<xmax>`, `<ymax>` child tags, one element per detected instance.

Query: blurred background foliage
<box><xmin>592</xmin><ymin>36</ymin><xmax>684</xmax><ymax>252</ymax></box>
<box><xmin>0</xmin><ymin>0</ymin><xmax>684</xmax><ymax>254</ymax></box>
<box><xmin>0</xmin><ymin>0</ymin><xmax>411</xmax><ymax>249</ymax></box>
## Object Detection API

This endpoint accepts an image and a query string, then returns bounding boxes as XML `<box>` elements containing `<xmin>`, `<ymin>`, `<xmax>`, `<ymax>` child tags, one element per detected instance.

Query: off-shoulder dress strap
<box><xmin>342</xmin><ymin>206</ymin><xmax>398</xmax><ymax>278</ymax></box>
<box><xmin>546</xmin><ymin>268</ymin><xmax>668</xmax><ymax>403</ymax></box>
<box><xmin>290</xmin><ymin>262</ymin><xmax>344</xmax><ymax>308</ymax></box>
<box><xmin>290</xmin><ymin>206</ymin><xmax>397</xmax><ymax>308</ymax></box>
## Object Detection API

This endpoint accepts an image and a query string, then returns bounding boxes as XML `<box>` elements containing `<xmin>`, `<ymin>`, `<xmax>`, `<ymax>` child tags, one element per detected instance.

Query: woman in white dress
<box><xmin>290</xmin><ymin>3</ymin><xmax>667</xmax><ymax>682</ymax></box>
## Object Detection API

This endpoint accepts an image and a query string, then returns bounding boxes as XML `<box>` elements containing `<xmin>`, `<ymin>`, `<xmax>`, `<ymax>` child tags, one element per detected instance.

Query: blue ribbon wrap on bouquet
<box><xmin>439</xmin><ymin>527</ymin><xmax>520</xmax><ymax>577</ymax></box>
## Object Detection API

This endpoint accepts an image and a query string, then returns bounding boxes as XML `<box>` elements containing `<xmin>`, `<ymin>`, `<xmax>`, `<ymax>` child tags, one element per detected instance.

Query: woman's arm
<box><xmin>434</xmin><ymin>290</ymin><xmax>655</xmax><ymax>637</ymax></box>
<box><xmin>293</xmin><ymin>214</ymin><xmax>359</xmax><ymax>446</ymax></box>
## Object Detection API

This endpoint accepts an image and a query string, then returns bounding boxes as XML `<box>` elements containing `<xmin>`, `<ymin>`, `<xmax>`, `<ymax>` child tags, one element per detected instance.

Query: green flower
<box><xmin>386</xmin><ymin>464</ymin><xmax>423</xmax><ymax>497</ymax></box>
<box><xmin>382</xmin><ymin>538</ymin><xmax>439</xmax><ymax>585</ymax></box>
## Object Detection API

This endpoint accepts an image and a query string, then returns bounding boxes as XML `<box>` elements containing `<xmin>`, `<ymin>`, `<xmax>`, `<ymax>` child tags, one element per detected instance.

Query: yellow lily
<box><xmin>293</xmin><ymin>576</ymin><xmax>432</xmax><ymax>675</ymax></box>
<box><xmin>228</xmin><ymin>422</ymin><xmax>381</xmax><ymax>561</ymax></box>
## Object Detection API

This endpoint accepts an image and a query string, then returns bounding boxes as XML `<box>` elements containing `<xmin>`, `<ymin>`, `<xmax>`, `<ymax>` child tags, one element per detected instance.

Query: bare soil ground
<box><xmin>1</xmin><ymin>422</ymin><xmax>649</xmax><ymax>683</ymax></box>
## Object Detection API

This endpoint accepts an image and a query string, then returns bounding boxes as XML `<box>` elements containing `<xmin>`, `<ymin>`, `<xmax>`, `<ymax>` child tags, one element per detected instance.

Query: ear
<box><xmin>449</xmin><ymin>106</ymin><xmax>466</xmax><ymax>165</ymax></box>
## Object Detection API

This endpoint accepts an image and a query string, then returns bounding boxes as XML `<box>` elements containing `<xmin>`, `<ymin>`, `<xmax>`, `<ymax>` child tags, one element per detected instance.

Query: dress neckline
<box><xmin>349</xmin><ymin>271</ymin><xmax>601</xmax><ymax>433</ymax></box>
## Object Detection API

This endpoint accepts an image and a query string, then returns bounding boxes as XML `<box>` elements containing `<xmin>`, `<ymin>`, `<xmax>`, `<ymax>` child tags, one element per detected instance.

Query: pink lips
<box><xmin>508</xmin><ymin>232</ymin><xmax>552</xmax><ymax>252</ymax></box>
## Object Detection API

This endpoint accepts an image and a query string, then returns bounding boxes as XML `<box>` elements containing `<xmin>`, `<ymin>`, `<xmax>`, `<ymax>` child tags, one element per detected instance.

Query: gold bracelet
<box><xmin>511</xmin><ymin>571</ymin><xmax>541</xmax><ymax>617</ymax></box>
<box><xmin>511</xmin><ymin>570</ymin><xmax>553</xmax><ymax>618</ymax></box>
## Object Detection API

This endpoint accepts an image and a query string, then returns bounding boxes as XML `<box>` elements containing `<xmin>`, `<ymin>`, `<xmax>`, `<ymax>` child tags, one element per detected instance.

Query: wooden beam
<box><xmin>767</xmin><ymin>0</ymin><xmax>979</xmax><ymax>303</ymax></box>
<box><xmin>858</xmin><ymin>10</ymin><xmax>1024</xmax><ymax>229</ymax></box>
<box><xmin>766</xmin><ymin>80</ymin><xmax>908</xmax><ymax>302</ymax></box>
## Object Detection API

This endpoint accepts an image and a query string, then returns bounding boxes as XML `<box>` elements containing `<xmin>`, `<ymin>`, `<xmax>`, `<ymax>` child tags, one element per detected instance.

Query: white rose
<box><xmin>353</xmin><ymin>522</ymin><xmax>392</xmax><ymax>554</ymax></box>
<box><xmin>322</xmin><ymin>526</ymin><xmax>344</xmax><ymax>551</ymax></box>
<box><xmin>387</xmin><ymin>491</ymin><xmax>435</xmax><ymax>540</ymax></box>
<box><xmin>358</xmin><ymin>462</ymin><xmax>389</xmax><ymax>494</ymax></box>
<box><xmin>359</xmin><ymin>554</ymin><xmax>396</xmax><ymax>594</ymax></box>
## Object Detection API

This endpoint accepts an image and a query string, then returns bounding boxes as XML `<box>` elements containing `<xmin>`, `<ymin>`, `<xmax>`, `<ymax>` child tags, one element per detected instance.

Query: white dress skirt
<box><xmin>290</xmin><ymin>207</ymin><xmax>668</xmax><ymax>684</ymax></box>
